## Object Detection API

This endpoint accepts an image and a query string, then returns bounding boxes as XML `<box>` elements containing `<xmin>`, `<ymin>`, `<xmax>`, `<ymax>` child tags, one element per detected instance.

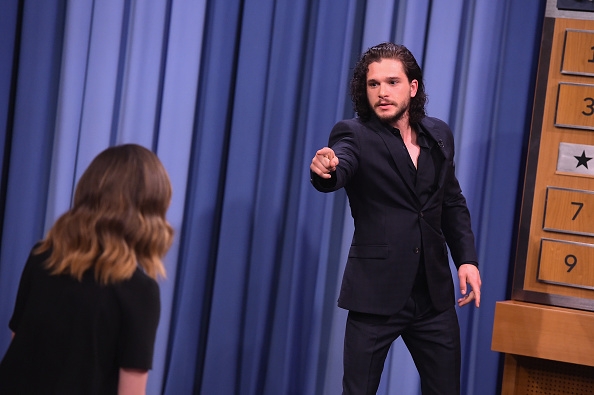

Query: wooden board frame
<box><xmin>511</xmin><ymin>17</ymin><xmax>594</xmax><ymax>311</ymax></box>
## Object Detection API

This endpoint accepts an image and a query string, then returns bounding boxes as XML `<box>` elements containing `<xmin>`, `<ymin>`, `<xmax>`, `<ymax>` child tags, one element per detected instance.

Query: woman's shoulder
<box><xmin>23</xmin><ymin>242</ymin><xmax>52</xmax><ymax>274</ymax></box>
<box><xmin>114</xmin><ymin>267</ymin><xmax>160</xmax><ymax>304</ymax></box>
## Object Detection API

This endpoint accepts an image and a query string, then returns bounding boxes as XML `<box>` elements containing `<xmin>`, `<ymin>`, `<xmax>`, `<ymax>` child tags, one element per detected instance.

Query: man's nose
<box><xmin>378</xmin><ymin>83</ymin><xmax>386</xmax><ymax>97</ymax></box>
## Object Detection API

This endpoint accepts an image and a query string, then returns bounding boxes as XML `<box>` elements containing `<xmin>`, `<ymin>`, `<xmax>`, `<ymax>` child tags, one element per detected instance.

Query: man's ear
<box><xmin>410</xmin><ymin>79</ymin><xmax>418</xmax><ymax>97</ymax></box>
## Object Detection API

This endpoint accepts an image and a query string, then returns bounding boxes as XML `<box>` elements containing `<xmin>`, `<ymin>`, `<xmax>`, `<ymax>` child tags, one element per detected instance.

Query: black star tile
<box><xmin>574</xmin><ymin>150</ymin><xmax>592</xmax><ymax>169</ymax></box>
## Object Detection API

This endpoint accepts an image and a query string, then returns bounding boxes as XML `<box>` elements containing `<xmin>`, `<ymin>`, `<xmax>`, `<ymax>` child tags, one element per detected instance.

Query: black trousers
<box><xmin>342</xmin><ymin>291</ymin><xmax>461</xmax><ymax>395</ymax></box>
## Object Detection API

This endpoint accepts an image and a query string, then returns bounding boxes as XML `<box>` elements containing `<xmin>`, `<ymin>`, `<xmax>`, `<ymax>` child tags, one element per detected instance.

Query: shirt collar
<box><xmin>389</xmin><ymin>124</ymin><xmax>432</xmax><ymax>149</ymax></box>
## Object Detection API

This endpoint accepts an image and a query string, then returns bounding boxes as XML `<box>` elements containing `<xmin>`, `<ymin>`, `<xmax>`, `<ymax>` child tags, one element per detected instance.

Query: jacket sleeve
<box><xmin>438</xmin><ymin>126</ymin><xmax>478</xmax><ymax>269</ymax></box>
<box><xmin>310</xmin><ymin>120</ymin><xmax>360</xmax><ymax>193</ymax></box>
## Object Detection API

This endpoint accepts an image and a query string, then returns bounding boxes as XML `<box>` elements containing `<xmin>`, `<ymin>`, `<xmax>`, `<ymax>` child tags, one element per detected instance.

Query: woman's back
<box><xmin>0</xmin><ymin>246</ymin><xmax>160</xmax><ymax>395</ymax></box>
<box><xmin>0</xmin><ymin>144</ymin><xmax>173</xmax><ymax>394</ymax></box>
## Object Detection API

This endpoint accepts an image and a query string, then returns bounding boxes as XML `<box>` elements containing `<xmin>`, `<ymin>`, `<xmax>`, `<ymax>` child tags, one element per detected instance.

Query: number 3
<box><xmin>583</xmin><ymin>97</ymin><xmax>594</xmax><ymax>116</ymax></box>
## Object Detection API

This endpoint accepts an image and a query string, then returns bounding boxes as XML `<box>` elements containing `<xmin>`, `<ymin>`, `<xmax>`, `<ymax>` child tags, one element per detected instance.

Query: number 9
<box><xmin>565</xmin><ymin>254</ymin><xmax>577</xmax><ymax>273</ymax></box>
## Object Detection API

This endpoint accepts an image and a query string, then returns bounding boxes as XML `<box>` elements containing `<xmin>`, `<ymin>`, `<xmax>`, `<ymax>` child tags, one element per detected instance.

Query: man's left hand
<box><xmin>457</xmin><ymin>264</ymin><xmax>481</xmax><ymax>308</ymax></box>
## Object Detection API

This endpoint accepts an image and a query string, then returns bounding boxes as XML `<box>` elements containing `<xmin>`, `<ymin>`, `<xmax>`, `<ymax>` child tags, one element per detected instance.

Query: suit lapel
<box><xmin>418</xmin><ymin>118</ymin><xmax>449</xmax><ymax>191</ymax></box>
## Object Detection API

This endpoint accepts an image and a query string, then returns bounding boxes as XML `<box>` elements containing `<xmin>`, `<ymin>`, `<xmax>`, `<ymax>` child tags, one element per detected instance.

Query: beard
<box><xmin>373</xmin><ymin>101</ymin><xmax>409</xmax><ymax>125</ymax></box>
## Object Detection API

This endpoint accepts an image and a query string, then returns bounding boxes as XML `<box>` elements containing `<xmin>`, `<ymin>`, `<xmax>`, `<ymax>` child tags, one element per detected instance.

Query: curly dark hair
<box><xmin>350</xmin><ymin>42</ymin><xmax>427</xmax><ymax>124</ymax></box>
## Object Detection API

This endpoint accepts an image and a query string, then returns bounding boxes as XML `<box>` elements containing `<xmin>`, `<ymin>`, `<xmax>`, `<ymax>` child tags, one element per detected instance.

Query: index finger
<box><xmin>316</xmin><ymin>147</ymin><xmax>334</xmax><ymax>159</ymax></box>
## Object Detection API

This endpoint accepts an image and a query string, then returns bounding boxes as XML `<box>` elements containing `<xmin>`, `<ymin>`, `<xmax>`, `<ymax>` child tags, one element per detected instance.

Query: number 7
<box><xmin>571</xmin><ymin>201</ymin><xmax>583</xmax><ymax>220</ymax></box>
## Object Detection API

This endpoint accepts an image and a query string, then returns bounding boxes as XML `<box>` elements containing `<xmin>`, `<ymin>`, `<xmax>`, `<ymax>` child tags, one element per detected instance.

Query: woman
<box><xmin>0</xmin><ymin>144</ymin><xmax>174</xmax><ymax>394</ymax></box>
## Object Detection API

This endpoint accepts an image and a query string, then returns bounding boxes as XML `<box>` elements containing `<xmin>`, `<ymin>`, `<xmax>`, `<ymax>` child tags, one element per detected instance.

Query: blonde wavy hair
<box><xmin>35</xmin><ymin>144</ymin><xmax>174</xmax><ymax>285</ymax></box>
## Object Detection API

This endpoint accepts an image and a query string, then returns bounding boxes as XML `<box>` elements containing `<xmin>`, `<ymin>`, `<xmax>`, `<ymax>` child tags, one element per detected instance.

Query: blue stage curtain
<box><xmin>0</xmin><ymin>0</ymin><xmax>66</xmax><ymax>353</ymax></box>
<box><xmin>0</xmin><ymin>1</ymin><xmax>545</xmax><ymax>394</ymax></box>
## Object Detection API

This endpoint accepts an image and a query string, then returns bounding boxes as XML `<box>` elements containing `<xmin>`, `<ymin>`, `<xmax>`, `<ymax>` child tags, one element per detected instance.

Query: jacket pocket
<box><xmin>348</xmin><ymin>245</ymin><xmax>388</xmax><ymax>259</ymax></box>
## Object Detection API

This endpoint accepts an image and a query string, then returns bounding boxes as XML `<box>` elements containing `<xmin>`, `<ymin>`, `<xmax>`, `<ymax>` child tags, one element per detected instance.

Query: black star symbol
<box><xmin>574</xmin><ymin>150</ymin><xmax>592</xmax><ymax>169</ymax></box>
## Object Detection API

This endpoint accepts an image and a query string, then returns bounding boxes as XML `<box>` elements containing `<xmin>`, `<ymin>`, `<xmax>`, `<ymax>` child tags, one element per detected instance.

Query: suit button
<box><xmin>419</xmin><ymin>212</ymin><xmax>424</xmax><ymax>218</ymax></box>
<box><xmin>413</xmin><ymin>247</ymin><xmax>420</xmax><ymax>254</ymax></box>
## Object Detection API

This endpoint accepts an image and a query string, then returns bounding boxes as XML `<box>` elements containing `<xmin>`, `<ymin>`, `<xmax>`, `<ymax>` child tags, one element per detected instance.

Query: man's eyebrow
<box><xmin>367</xmin><ymin>76</ymin><xmax>400</xmax><ymax>82</ymax></box>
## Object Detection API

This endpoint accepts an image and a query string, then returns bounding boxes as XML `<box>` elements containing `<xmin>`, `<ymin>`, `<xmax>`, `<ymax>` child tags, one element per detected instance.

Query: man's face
<box><xmin>366</xmin><ymin>58</ymin><xmax>418</xmax><ymax>126</ymax></box>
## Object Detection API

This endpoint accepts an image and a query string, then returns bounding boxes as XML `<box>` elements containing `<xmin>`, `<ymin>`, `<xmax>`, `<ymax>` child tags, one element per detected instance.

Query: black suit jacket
<box><xmin>311</xmin><ymin>115</ymin><xmax>478</xmax><ymax>315</ymax></box>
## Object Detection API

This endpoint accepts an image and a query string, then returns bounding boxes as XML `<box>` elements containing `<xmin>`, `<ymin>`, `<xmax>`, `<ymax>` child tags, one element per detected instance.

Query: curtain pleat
<box><xmin>0</xmin><ymin>0</ymin><xmax>66</xmax><ymax>346</ymax></box>
<box><xmin>161</xmin><ymin>0</ymin><xmax>244</xmax><ymax>392</ymax></box>
<box><xmin>150</xmin><ymin>0</ymin><xmax>206</xmax><ymax>390</ymax></box>
<box><xmin>0</xmin><ymin>0</ymin><xmax>21</xmax><ymax>212</ymax></box>
<box><xmin>0</xmin><ymin>1</ymin><xmax>546</xmax><ymax>394</ymax></box>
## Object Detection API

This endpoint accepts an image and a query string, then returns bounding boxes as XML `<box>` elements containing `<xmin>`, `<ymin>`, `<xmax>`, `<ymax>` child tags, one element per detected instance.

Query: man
<box><xmin>310</xmin><ymin>42</ymin><xmax>481</xmax><ymax>394</ymax></box>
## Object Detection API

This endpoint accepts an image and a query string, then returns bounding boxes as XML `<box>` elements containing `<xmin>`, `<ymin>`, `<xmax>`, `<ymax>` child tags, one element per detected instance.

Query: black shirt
<box><xmin>391</xmin><ymin>125</ymin><xmax>442</xmax><ymax>206</ymax></box>
<box><xmin>0</xmin><ymin>246</ymin><xmax>161</xmax><ymax>395</ymax></box>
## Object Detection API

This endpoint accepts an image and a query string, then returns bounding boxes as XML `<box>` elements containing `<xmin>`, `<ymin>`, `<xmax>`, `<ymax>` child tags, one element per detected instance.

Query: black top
<box><xmin>0</xmin><ymin>245</ymin><xmax>161</xmax><ymax>395</ymax></box>
<box><xmin>390</xmin><ymin>126</ymin><xmax>441</xmax><ymax>209</ymax></box>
